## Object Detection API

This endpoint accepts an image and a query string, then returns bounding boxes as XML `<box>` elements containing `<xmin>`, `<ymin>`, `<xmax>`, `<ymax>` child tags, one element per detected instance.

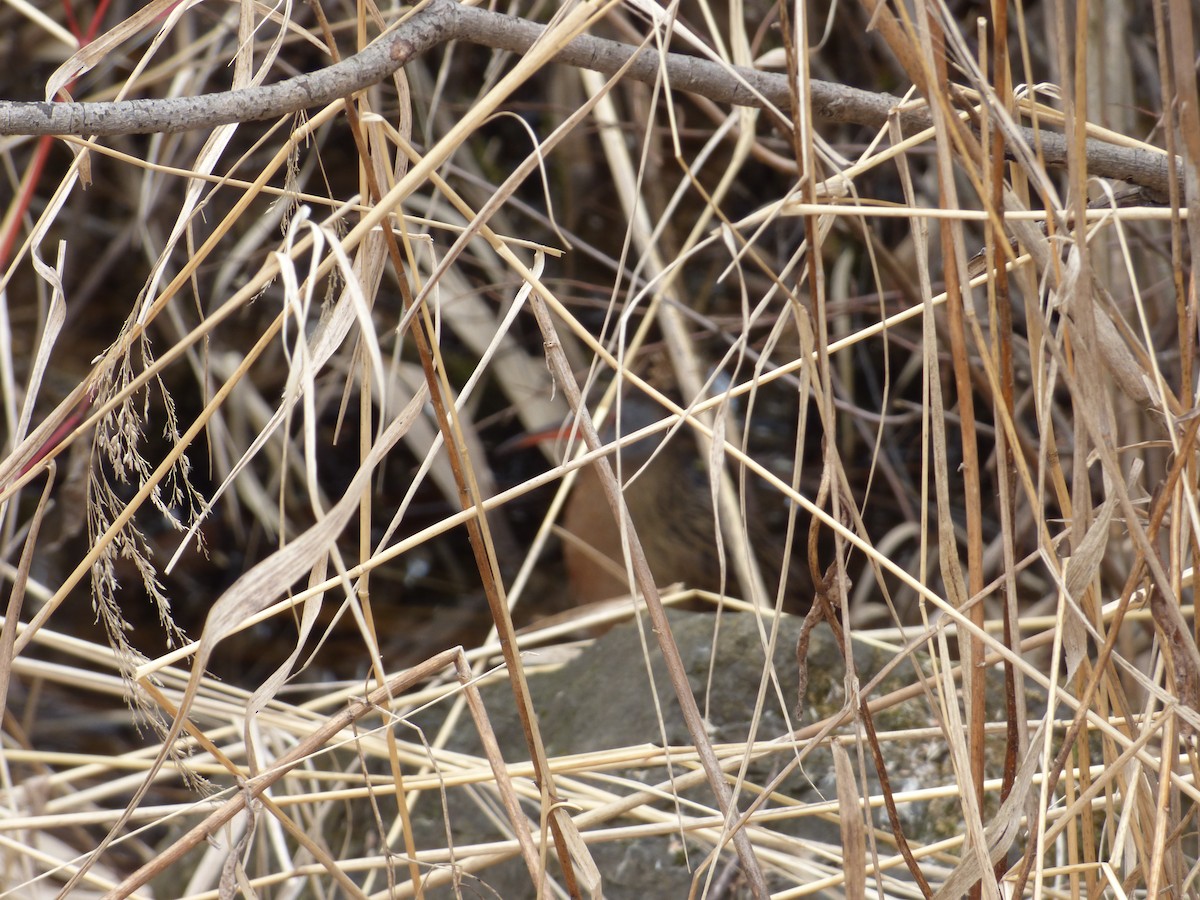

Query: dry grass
<box><xmin>0</xmin><ymin>0</ymin><xmax>1197</xmax><ymax>897</ymax></box>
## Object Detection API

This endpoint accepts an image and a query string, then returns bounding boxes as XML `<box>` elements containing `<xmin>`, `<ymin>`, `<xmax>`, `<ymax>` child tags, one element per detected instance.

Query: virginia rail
<box><xmin>559</xmin><ymin>399</ymin><xmax>809</xmax><ymax>610</ymax></box>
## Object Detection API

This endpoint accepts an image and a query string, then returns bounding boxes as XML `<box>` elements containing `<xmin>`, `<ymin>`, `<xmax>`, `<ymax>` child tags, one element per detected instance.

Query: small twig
<box><xmin>0</xmin><ymin>0</ymin><xmax>1181</xmax><ymax>196</ymax></box>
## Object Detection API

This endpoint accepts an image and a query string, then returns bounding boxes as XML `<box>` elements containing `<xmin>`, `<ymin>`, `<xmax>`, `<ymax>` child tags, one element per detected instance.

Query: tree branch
<box><xmin>0</xmin><ymin>0</ymin><xmax>1178</xmax><ymax>196</ymax></box>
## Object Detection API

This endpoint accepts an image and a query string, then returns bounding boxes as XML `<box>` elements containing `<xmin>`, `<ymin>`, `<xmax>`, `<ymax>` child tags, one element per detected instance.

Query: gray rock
<box><xmin>408</xmin><ymin>609</ymin><xmax>962</xmax><ymax>898</ymax></box>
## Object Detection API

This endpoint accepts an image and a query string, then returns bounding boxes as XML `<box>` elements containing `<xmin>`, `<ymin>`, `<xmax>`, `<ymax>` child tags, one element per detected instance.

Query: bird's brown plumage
<box><xmin>560</xmin><ymin>404</ymin><xmax>811</xmax><ymax>610</ymax></box>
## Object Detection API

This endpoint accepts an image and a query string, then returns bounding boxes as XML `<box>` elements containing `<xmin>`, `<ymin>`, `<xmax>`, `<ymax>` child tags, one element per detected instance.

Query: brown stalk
<box><xmin>921</xmin><ymin>18</ymin><xmax>988</xmax><ymax>900</ymax></box>
<box><xmin>983</xmin><ymin>3</ymin><xmax>1021</xmax><ymax>888</ymax></box>
<box><xmin>1055</xmin><ymin>0</ymin><xmax>1103</xmax><ymax>787</ymax></box>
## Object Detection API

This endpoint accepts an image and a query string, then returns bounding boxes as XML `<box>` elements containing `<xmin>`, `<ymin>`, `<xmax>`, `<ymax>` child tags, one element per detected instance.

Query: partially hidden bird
<box><xmin>556</xmin><ymin>396</ymin><xmax>811</xmax><ymax>611</ymax></box>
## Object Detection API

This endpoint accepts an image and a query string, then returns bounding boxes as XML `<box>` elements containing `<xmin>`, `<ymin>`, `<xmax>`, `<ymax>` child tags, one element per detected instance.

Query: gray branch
<box><xmin>0</xmin><ymin>0</ymin><xmax>1178</xmax><ymax>196</ymax></box>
